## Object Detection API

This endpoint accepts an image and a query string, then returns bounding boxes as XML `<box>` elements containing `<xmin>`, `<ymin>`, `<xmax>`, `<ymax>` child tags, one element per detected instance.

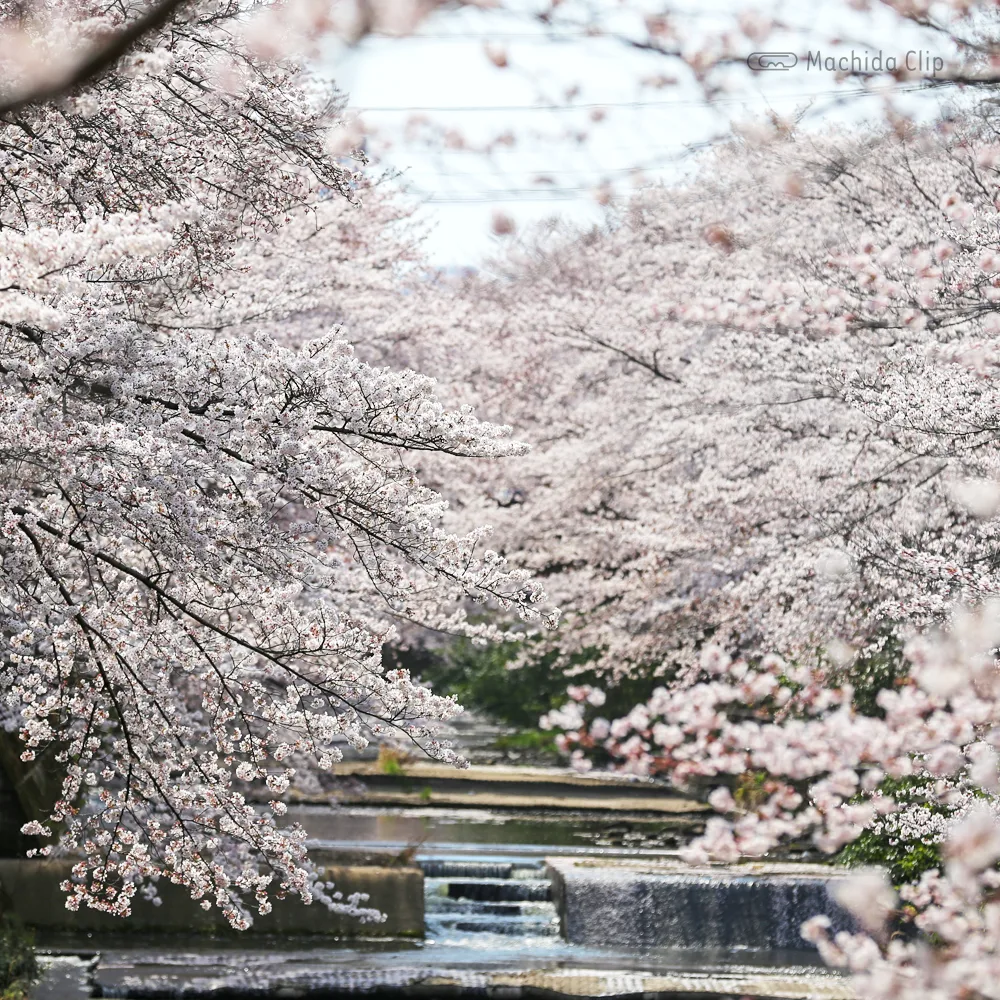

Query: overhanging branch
<box><xmin>0</xmin><ymin>0</ymin><xmax>191</xmax><ymax>118</ymax></box>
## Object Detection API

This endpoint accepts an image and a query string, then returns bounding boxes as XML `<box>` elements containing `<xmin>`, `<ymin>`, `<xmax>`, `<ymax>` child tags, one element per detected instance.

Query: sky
<box><xmin>318</xmin><ymin>1</ymin><xmax>967</xmax><ymax>266</ymax></box>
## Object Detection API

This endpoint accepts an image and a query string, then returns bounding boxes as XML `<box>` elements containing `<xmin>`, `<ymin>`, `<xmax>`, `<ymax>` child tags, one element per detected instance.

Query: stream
<box><xmin>33</xmin><ymin>803</ymin><xmax>854</xmax><ymax>999</ymax></box>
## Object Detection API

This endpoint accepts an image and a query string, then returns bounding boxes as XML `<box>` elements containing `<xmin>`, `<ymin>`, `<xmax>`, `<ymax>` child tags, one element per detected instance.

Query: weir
<box><xmin>423</xmin><ymin>859</ymin><xmax>560</xmax><ymax>944</ymax></box>
<box><xmin>16</xmin><ymin>798</ymin><xmax>859</xmax><ymax>999</ymax></box>
<box><xmin>61</xmin><ymin>845</ymin><xmax>855</xmax><ymax>1000</ymax></box>
<box><xmin>548</xmin><ymin>857</ymin><xmax>857</xmax><ymax>953</ymax></box>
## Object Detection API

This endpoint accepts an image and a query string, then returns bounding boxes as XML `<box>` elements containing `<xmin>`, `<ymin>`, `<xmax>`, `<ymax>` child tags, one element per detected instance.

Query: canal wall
<box><xmin>0</xmin><ymin>859</ymin><xmax>424</xmax><ymax>937</ymax></box>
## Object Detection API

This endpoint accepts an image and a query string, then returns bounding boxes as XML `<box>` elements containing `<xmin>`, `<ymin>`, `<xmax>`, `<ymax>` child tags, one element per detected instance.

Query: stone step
<box><xmin>431</xmin><ymin>877</ymin><xmax>553</xmax><ymax>903</ymax></box>
<box><xmin>419</xmin><ymin>860</ymin><xmax>515</xmax><ymax>879</ymax></box>
<box><xmin>429</xmin><ymin>918</ymin><xmax>560</xmax><ymax>937</ymax></box>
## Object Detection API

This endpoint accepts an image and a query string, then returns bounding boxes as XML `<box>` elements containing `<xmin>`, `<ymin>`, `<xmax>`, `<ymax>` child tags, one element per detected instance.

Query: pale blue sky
<box><xmin>320</xmin><ymin>1</ymin><xmax>964</xmax><ymax>265</ymax></box>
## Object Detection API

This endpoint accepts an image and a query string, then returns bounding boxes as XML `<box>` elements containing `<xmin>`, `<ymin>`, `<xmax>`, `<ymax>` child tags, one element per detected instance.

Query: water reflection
<box><xmin>289</xmin><ymin>804</ymin><xmax>685</xmax><ymax>858</ymax></box>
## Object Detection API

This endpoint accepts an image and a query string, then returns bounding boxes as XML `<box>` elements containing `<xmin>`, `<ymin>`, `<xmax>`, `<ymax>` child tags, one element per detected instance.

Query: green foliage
<box><xmin>734</xmin><ymin>771</ymin><xmax>770</xmax><ymax>812</ymax></box>
<box><xmin>413</xmin><ymin>639</ymin><xmax>575</xmax><ymax>728</ymax></box>
<box><xmin>375</xmin><ymin>746</ymin><xmax>409</xmax><ymax>776</ymax></box>
<box><xmin>838</xmin><ymin>828</ymin><xmax>941</xmax><ymax>886</ymax></box>
<box><xmin>842</xmin><ymin>636</ymin><xmax>906</xmax><ymax>718</ymax></box>
<box><xmin>406</xmin><ymin>637</ymin><xmax>660</xmax><ymax>730</ymax></box>
<box><xmin>493</xmin><ymin>729</ymin><xmax>558</xmax><ymax>754</ymax></box>
<box><xmin>0</xmin><ymin>918</ymin><xmax>38</xmax><ymax>1000</ymax></box>
<box><xmin>825</xmin><ymin>643</ymin><xmax>948</xmax><ymax>887</ymax></box>
<box><xmin>836</xmin><ymin>774</ymin><xmax>944</xmax><ymax>886</ymax></box>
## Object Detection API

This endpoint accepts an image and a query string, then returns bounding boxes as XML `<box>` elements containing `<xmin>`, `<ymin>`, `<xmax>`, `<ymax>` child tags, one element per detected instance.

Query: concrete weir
<box><xmin>547</xmin><ymin>857</ymin><xmax>858</xmax><ymax>955</ymax></box>
<box><xmin>6</xmin><ymin>790</ymin><xmax>862</xmax><ymax>999</ymax></box>
<box><xmin>303</xmin><ymin>763</ymin><xmax>711</xmax><ymax>816</ymax></box>
<box><xmin>18</xmin><ymin>851</ymin><xmax>860</xmax><ymax>1000</ymax></box>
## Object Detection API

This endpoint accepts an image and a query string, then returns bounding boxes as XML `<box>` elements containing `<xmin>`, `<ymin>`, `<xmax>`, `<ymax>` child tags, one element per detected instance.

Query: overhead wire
<box><xmin>340</xmin><ymin>20</ymin><xmax>955</xmax><ymax>207</ymax></box>
<box><xmin>347</xmin><ymin>83</ymin><xmax>932</xmax><ymax>114</ymax></box>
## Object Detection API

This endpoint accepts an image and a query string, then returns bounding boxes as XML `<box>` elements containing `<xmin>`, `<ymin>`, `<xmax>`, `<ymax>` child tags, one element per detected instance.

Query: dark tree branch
<box><xmin>0</xmin><ymin>0</ymin><xmax>192</xmax><ymax>118</ymax></box>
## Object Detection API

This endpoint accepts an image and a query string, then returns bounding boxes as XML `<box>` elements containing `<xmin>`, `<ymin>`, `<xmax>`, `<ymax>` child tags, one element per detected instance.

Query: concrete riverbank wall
<box><xmin>0</xmin><ymin>859</ymin><xmax>424</xmax><ymax>937</ymax></box>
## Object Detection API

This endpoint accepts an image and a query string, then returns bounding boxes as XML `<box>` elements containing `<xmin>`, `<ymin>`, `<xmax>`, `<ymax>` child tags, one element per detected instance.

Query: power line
<box><xmin>407</xmin><ymin>164</ymin><xmax>702</xmax><ymax>202</ymax></box>
<box><xmin>395</xmin><ymin>140</ymin><xmax>708</xmax><ymax>177</ymax></box>
<box><xmin>365</xmin><ymin>31</ymin><xmax>623</xmax><ymax>40</ymax></box>
<box><xmin>348</xmin><ymin>83</ymin><xmax>934</xmax><ymax>114</ymax></box>
<box><xmin>423</xmin><ymin>190</ymin><xmax>599</xmax><ymax>202</ymax></box>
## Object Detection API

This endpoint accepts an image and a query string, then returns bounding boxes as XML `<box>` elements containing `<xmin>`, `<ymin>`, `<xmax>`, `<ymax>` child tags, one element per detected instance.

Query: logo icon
<box><xmin>747</xmin><ymin>52</ymin><xmax>799</xmax><ymax>71</ymax></box>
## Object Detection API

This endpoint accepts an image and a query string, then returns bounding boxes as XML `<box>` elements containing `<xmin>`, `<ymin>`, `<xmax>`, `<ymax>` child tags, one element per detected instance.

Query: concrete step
<box><xmin>290</xmin><ymin>763</ymin><xmax>709</xmax><ymax>815</ymax></box>
<box><xmin>0</xmin><ymin>859</ymin><xmax>425</xmax><ymax>938</ymax></box>
<box><xmin>433</xmin><ymin>877</ymin><xmax>553</xmax><ymax>903</ymax></box>
<box><xmin>419</xmin><ymin>860</ymin><xmax>514</xmax><ymax>878</ymax></box>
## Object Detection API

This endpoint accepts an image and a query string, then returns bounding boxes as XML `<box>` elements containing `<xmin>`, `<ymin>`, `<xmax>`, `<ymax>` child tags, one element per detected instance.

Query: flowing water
<box><xmin>34</xmin><ymin>803</ymin><xmax>854</xmax><ymax>999</ymax></box>
<box><xmin>424</xmin><ymin>860</ymin><xmax>560</xmax><ymax>943</ymax></box>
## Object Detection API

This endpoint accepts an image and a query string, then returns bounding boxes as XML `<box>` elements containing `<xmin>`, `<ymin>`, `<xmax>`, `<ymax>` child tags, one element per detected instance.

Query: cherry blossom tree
<box><xmin>0</xmin><ymin>0</ymin><xmax>465</xmax><ymax>116</ymax></box>
<box><xmin>346</xmin><ymin>0</ymin><xmax>1000</xmax><ymax>223</ymax></box>
<box><xmin>470</xmin><ymin>105</ymin><xmax>1000</xmax><ymax>998</ymax></box>
<box><xmin>542</xmin><ymin>619</ymin><xmax>1000</xmax><ymax>997</ymax></box>
<box><xmin>395</xmin><ymin>109</ymin><xmax>1000</xmax><ymax>676</ymax></box>
<box><xmin>268</xmin><ymin>0</ymin><xmax>1000</xmax><ymax>988</ymax></box>
<box><xmin>0</xmin><ymin>0</ymin><xmax>553</xmax><ymax>928</ymax></box>
<box><xmin>517</xmin><ymin>0</ymin><xmax>1000</xmax><ymax>92</ymax></box>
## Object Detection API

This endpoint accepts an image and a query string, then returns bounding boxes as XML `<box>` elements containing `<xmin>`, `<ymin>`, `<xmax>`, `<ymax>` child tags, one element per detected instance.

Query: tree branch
<box><xmin>0</xmin><ymin>0</ymin><xmax>192</xmax><ymax>118</ymax></box>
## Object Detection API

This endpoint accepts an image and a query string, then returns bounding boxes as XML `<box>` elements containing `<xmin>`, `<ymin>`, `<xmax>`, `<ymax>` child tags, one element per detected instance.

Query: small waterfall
<box><xmin>422</xmin><ymin>859</ymin><xmax>560</xmax><ymax>944</ymax></box>
<box><xmin>419</xmin><ymin>860</ymin><xmax>514</xmax><ymax>879</ymax></box>
<box><xmin>550</xmin><ymin>860</ymin><xmax>857</xmax><ymax>953</ymax></box>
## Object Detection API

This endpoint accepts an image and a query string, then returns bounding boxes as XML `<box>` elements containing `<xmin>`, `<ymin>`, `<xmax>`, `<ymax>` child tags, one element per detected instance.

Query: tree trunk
<box><xmin>0</xmin><ymin>735</ymin><xmax>30</xmax><ymax>857</ymax></box>
<box><xmin>0</xmin><ymin>730</ymin><xmax>63</xmax><ymax>852</ymax></box>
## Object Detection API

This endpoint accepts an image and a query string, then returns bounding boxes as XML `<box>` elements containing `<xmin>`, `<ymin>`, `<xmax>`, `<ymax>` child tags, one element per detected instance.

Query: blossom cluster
<box><xmin>0</xmin><ymin>0</ymin><xmax>554</xmax><ymax>927</ymax></box>
<box><xmin>540</xmin><ymin>606</ymin><xmax>1000</xmax><ymax>996</ymax></box>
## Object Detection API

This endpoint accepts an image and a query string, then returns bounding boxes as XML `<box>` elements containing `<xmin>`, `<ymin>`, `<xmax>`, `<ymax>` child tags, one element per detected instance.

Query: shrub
<box><xmin>0</xmin><ymin>918</ymin><xmax>37</xmax><ymax>1000</ymax></box>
